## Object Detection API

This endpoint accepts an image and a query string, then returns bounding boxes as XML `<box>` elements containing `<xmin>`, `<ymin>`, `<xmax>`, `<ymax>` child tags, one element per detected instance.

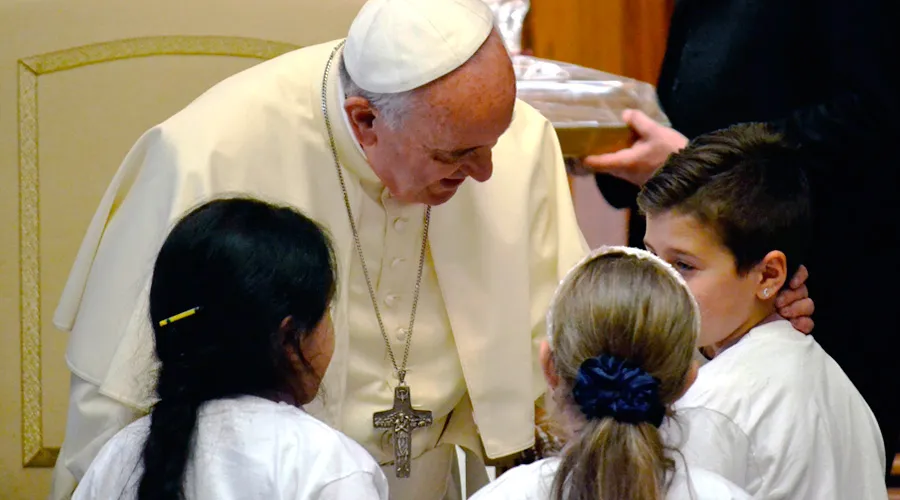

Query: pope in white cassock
<box><xmin>48</xmin><ymin>0</ymin><xmax>589</xmax><ymax>498</ymax></box>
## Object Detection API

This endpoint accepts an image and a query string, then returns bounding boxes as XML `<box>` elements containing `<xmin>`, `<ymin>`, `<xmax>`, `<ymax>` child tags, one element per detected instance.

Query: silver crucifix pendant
<box><xmin>373</xmin><ymin>385</ymin><xmax>433</xmax><ymax>478</ymax></box>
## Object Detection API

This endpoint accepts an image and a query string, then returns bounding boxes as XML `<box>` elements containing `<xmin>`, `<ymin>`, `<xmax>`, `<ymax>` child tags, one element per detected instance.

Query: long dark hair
<box><xmin>137</xmin><ymin>197</ymin><xmax>336</xmax><ymax>500</ymax></box>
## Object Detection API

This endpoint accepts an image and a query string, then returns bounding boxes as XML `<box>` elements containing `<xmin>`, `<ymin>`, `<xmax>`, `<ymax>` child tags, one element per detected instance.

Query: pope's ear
<box><xmin>344</xmin><ymin>97</ymin><xmax>378</xmax><ymax>146</ymax></box>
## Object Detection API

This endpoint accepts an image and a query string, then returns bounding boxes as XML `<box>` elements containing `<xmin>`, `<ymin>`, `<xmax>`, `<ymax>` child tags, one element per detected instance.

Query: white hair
<box><xmin>338</xmin><ymin>55</ymin><xmax>416</xmax><ymax>129</ymax></box>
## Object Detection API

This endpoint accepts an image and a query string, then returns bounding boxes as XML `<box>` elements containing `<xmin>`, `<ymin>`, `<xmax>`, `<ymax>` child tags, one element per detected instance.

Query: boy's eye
<box><xmin>674</xmin><ymin>261</ymin><xmax>695</xmax><ymax>273</ymax></box>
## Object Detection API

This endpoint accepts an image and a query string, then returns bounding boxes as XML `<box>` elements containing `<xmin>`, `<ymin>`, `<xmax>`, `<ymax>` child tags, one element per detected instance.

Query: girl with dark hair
<box><xmin>73</xmin><ymin>198</ymin><xmax>388</xmax><ymax>499</ymax></box>
<box><xmin>470</xmin><ymin>247</ymin><xmax>748</xmax><ymax>500</ymax></box>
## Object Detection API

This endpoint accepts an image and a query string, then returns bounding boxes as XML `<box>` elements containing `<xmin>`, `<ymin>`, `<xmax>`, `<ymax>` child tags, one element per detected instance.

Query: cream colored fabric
<box><xmin>342</xmin><ymin>175</ymin><xmax>469</xmax><ymax>465</ymax></box>
<box><xmin>382</xmin><ymin>445</ymin><xmax>455</xmax><ymax>499</ymax></box>
<box><xmin>378</xmin><ymin>444</ymin><xmax>487</xmax><ymax>499</ymax></box>
<box><xmin>344</xmin><ymin>0</ymin><xmax>493</xmax><ymax>93</ymax></box>
<box><xmin>51</xmin><ymin>38</ymin><xmax>588</xmax><ymax>498</ymax></box>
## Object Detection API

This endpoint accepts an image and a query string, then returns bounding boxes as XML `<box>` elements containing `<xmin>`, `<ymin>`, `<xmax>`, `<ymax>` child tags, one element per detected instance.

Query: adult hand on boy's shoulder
<box><xmin>775</xmin><ymin>265</ymin><xmax>815</xmax><ymax>334</ymax></box>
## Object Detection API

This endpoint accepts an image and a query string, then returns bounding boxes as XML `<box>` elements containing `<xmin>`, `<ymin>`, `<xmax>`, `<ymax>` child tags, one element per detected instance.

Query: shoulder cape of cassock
<box><xmin>53</xmin><ymin>39</ymin><xmax>588</xmax><ymax>459</ymax></box>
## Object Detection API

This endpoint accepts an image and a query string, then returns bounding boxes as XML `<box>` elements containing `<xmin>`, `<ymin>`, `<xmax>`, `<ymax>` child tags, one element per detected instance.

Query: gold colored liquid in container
<box><xmin>554</xmin><ymin>125</ymin><xmax>636</xmax><ymax>158</ymax></box>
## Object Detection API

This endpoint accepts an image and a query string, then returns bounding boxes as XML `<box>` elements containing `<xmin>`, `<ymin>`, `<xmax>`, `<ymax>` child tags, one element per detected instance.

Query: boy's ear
<box><xmin>757</xmin><ymin>250</ymin><xmax>788</xmax><ymax>300</ymax></box>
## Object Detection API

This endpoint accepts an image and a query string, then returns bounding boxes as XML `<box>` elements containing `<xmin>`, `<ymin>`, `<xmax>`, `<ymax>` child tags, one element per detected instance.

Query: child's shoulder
<box><xmin>686</xmin><ymin>320</ymin><xmax>813</xmax><ymax>400</ymax></box>
<box><xmin>677</xmin><ymin>353</ymin><xmax>764</xmax><ymax>411</ymax></box>
<box><xmin>668</xmin><ymin>467</ymin><xmax>752</xmax><ymax>500</ymax></box>
<box><xmin>98</xmin><ymin>414</ymin><xmax>151</xmax><ymax>454</ymax></box>
<box><xmin>676</xmin><ymin>319</ymin><xmax>854</xmax><ymax>434</ymax></box>
<box><xmin>199</xmin><ymin>396</ymin><xmax>380</xmax><ymax>472</ymax></box>
<box><xmin>470</xmin><ymin>458</ymin><xmax>558</xmax><ymax>500</ymax></box>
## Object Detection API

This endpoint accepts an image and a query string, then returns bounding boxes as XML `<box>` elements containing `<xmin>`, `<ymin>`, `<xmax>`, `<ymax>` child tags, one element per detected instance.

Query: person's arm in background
<box><xmin>585</xmin><ymin>0</ymin><xmax>896</xmax><ymax>184</ymax></box>
<box><xmin>593</xmin><ymin>173</ymin><xmax>640</xmax><ymax>210</ymax></box>
<box><xmin>592</xmin><ymin>174</ymin><xmax>646</xmax><ymax>249</ymax></box>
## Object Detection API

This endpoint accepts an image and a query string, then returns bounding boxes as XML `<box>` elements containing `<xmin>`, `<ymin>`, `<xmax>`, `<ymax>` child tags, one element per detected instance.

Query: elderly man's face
<box><xmin>369</xmin><ymin>91</ymin><xmax>515</xmax><ymax>205</ymax></box>
<box><xmin>349</xmin><ymin>33</ymin><xmax>517</xmax><ymax>206</ymax></box>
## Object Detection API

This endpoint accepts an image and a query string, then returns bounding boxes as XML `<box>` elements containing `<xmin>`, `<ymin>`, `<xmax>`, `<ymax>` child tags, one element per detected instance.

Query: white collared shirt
<box><xmin>672</xmin><ymin>320</ymin><xmax>887</xmax><ymax>499</ymax></box>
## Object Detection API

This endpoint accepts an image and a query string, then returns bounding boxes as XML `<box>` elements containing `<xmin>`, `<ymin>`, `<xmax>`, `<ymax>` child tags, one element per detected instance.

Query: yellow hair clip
<box><xmin>158</xmin><ymin>307</ymin><xmax>201</xmax><ymax>327</ymax></box>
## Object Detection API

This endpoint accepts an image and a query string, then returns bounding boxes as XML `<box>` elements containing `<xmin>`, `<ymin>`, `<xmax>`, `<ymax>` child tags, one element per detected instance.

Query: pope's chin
<box><xmin>425</xmin><ymin>179</ymin><xmax>465</xmax><ymax>205</ymax></box>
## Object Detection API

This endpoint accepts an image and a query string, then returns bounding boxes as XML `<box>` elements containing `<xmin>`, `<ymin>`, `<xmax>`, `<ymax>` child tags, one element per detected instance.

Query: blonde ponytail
<box><xmin>552</xmin><ymin>419</ymin><xmax>671</xmax><ymax>500</ymax></box>
<box><xmin>546</xmin><ymin>247</ymin><xmax>699</xmax><ymax>500</ymax></box>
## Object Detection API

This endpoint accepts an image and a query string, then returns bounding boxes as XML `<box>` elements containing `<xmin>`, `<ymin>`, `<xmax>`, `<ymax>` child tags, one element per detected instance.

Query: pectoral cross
<box><xmin>373</xmin><ymin>385</ymin><xmax>433</xmax><ymax>478</ymax></box>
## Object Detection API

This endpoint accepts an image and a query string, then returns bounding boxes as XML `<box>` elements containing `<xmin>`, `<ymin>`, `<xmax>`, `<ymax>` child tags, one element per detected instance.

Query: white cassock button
<box><xmin>385</xmin><ymin>294</ymin><xmax>398</xmax><ymax>306</ymax></box>
<box><xmin>391</xmin><ymin>257</ymin><xmax>405</xmax><ymax>268</ymax></box>
<box><xmin>396</xmin><ymin>328</ymin><xmax>407</xmax><ymax>342</ymax></box>
<box><xmin>393</xmin><ymin>217</ymin><xmax>406</xmax><ymax>231</ymax></box>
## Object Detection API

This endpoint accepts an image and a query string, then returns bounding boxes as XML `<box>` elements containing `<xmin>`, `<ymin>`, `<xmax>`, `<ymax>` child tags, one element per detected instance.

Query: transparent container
<box><xmin>485</xmin><ymin>0</ymin><xmax>670</xmax><ymax>157</ymax></box>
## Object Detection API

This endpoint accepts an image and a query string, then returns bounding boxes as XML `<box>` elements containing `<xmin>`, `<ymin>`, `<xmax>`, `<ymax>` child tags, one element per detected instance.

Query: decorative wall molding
<box><xmin>18</xmin><ymin>35</ymin><xmax>299</xmax><ymax>467</ymax></box>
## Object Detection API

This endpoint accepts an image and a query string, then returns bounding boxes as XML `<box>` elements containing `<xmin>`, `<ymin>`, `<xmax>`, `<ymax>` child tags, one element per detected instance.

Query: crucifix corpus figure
<box><xmin>374</xmin><ymin>385</ymin><xmax>434</xmax><ymax>477</ymax></box>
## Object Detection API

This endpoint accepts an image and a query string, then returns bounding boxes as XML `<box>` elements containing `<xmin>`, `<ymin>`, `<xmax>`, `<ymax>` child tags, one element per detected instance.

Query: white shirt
<box><xmin>72</xmin><ymin>396</ymin><xmax>389</xmax><ymax>500</ymax></box>
<box><xmin>469</xmin><ymin>457</ymin><xmax>750</xmax><ymax>500</ymax></box>
<box><xmin>672</xmin><ymin>320</ymin><xmax>887</xmax><ymax>499</ymax></box>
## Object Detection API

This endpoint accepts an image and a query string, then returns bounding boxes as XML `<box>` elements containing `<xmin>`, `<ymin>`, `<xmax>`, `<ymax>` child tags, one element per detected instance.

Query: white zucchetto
<box><xmin>344</xmin><ymin>0</ymin><xmax>495</xmax><ymax>93</ymax></box>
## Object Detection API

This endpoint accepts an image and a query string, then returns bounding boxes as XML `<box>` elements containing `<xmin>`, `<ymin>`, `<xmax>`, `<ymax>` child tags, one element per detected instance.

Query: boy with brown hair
<box><xmin>639</xmin><ymin>123</ymin><xmax>886</xmax><ymax>499</ymax></box>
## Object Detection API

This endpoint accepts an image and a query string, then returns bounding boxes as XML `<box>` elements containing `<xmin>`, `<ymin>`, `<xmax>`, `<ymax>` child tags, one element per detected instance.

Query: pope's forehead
<box><xmin>409</xmin><ymin>94</ymin><xmax>515</xmax><ymax>149</ymax></box>
<box><xmin>420</xmin><ymin>59</ymin><xmax>515</xmax><ymax>116</ymax></box>
<box><xmin>424</xmin><ymin>79</ymin><xmax>515</xmax><ymax>113</ymax></box>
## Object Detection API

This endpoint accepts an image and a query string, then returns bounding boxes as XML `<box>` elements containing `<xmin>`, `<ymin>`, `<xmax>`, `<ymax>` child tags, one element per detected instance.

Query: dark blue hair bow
<box><xmin>572</xmin><ymin>354</ymin><xmax>666</xmax><ymax>427</ymax></box>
